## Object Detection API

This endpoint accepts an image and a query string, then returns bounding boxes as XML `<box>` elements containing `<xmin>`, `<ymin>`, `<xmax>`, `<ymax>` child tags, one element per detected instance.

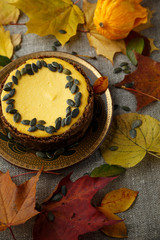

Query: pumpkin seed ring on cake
<box><xmin>0</xmin><ymin>57</ymin><xmax>94</xmax><ymax>151</ymax></box>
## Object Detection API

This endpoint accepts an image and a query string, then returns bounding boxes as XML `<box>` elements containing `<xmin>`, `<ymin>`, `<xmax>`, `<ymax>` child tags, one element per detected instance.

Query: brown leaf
<box><xmin>115</xmin><ymin>54</ymin><xmax>160</xmax><ymax>110</ymax></box>
<box><xmin>93</xmin><ymin>76</ymin><xmax>108</xmax><ymax>94</ymax></box>
<box><xmin>0</xmin><ymin>169</ymin><xmax>42</xmax><ymax>231</ymax></box>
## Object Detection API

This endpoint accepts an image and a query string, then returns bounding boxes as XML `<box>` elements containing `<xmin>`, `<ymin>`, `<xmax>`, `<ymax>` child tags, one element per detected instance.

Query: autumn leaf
<box><xmin>12</xmin><ymin>0</ymin><xmax>84</xmax><ymax>46</ymax></box>
<box><xmin>33</xmin><ymin>174</ymin><xmax>120</xmax><ymax>240</ymax></box>
<box><xmin>0</xmin><ymin>0</ymin><xmax>20</xmax><ymax>25</ymax></box>
<box><xmin>98</xmin><ymin>188</ymin><xmax>138</xmax><ymax>238</ymax></box>
<box><xmin>83</xmin><ymin>0</ymin><xmax>126</xmax><ymax>63</ymax></box>
<box><xmin>91</xmin><ymin>164</ymin><xmax>126</xmax><ymax>178</ymax></box>
<box><xmin>11</xmin><ymin>33</ymin><xmax>22</xmax><ymax>49</ymax></box>
<box><xmin>93</xmin><ymin>76</ymin><xmax>108</xmax><ymax>94</ymax></box>
<box><xmin>100</xmin><ymin>113</ymin><xmax>160</xmax><ymax>168</ymax></box>
<box><xmin>115</xmin><ymin>54</ymin><xmax>160</xmax><ymax>110</ymax></box>
<box><xmin>0</xmin><ymin>169</ymin><xmax>42</xmax><ymax>231</ymax></box>
<box><xmin>0</xmin><ymin>25</ymin><xmax>13</xmax><ymax>59</ymax></box>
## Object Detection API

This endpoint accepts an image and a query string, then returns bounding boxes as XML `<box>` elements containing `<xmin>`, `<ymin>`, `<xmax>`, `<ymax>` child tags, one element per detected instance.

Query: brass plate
<box><xmin>0</xmin><ymin>51</ymin><xmax>113</xmax><ymax>171</ymax></box>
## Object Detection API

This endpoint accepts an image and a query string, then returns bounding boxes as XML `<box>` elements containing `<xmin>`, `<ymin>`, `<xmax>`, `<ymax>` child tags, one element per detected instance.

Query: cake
<box><xmin>0</xmin><ymin>57</ymin><xmax>94</xmax><ymax>151</ymax></box>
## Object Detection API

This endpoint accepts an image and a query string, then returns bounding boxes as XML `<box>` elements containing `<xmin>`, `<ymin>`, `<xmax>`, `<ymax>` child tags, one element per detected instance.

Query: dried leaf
<box><xmin>33</xmin><ymin>174</ymin><xmax>119</xmax><ymax>240</ymax></box>
<box><xmin>0</xmin><ymin>170</ymin><xmax>42</xmax><ymax>231</ymax></box>
<box><xmin>149</xmin><ymin>38</ymin><xmax>159</xmax><ymax>53</ymax></box>
<box><xmin>98</xmin><ymin>206</ymin><xmax>127</xmax><ymax>238</ymax></box>
<box><xmin>91</xmin><ymin>164</ymin><xmax>126</xmax><ymax>178</ymax></box>
<box><xmin>11</xmin><ymin>33</ymin><xmax>22</xmax><ymax>48</ymax></box>
<box><xmin>83</xmin><ymin>0</ymin><xmax>126</xmax><ymax>63</ymax></box>
<box><xmin>13</xmin><ymin>0</ymin><xmax>84</xmax><ymax>46</ymax></box>
<box><xmin>93</xmin><ymin>76</ymin><xmax>108</xmax><ymax>94</ymax></box>
<box><xmin>100</xmin><ymin>113</ymin><xmax>160</xmax><ymax>168</ymax></box>
<box><xmin>0</xmin><ymin>25</ymin><xmax>13</xmax><ymax>59</ymax></box>
<box><xmin>0</xmin><ymin>0</ymin><xmax>20</xmax><ymax>24</ymax></box>
<box><xmin>101</xmin><ymin>188</ymin><xmax>138</xmax><ymax>213</ymax></box>
<box><xmin>115</xmin><ymin>54</ymin><xmax>160</xmax><ymax>110</ymax></box>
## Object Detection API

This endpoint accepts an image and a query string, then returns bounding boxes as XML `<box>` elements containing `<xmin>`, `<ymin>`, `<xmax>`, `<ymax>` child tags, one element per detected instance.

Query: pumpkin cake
<box><xmin>0</xmin><ymin>57</ymin><xmax>94</xmax><ymax>151</ymax></box>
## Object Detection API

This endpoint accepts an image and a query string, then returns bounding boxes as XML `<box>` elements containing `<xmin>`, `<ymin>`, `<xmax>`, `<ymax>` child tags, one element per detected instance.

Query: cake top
<box><xmin>1</xmin><ymin>57</ymin><xmax>89</xmax><ymax>138</ymax></box>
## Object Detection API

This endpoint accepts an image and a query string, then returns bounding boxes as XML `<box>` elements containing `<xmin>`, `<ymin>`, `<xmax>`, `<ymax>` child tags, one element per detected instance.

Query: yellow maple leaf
<box><xmin>12</xmin><ymin>0</ymin><xmax>84</xmax><ymax>46</ymax></box>
<box><xmin>0</xmin><ymin>25</ymin><xmax>13</xmax><ymax>59</ymax></box>
<box><xmin>100</xmin><ymin>113</ymin><xmax>160</xmax><ymax>168</ymax></box>
<box><xmin>0</xmin><ymin>0</ymin><xmax>20</xmax><ymax>25</ymax></box>
<box><xmin>83</xmin><ymin>0</ymin><xmax>126</xmax><ymax>63</ymax></box>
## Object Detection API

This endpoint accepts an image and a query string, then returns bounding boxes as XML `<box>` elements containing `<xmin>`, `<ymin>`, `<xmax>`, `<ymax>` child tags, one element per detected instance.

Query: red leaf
<box><xmin>33</xmin><ymin>174</ymin><xmax>119</xmax><ymax>240</ymax></box>
<box><xmin>115</xmin><ymin>54</ymin><xmax>160</xmax><ymax>111</ymax></box>
<box><xmin>93</xmin><ymin>76</ymin><xmax>108</xmax><ymax>94</ymax></box>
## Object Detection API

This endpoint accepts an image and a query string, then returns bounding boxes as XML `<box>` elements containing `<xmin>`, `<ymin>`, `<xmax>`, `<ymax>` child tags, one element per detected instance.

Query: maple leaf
<box><xmin>33</xmin><ymin>174</ymin><xmax>120</xmax><ymax>240</ymax></box>
<box><xmin>93</xmin><ymin>76</ymin><xmax>108</xmax><ymax>94</ymax></box>
<box><xmin>12</xmin><ymin>0</ymin><xmax>84</xmax><ymax>46</ymax></box>
<box><xmin>100</xmin><ymin>113</ymin><xmax>160</xmax><ymax>168</ymax></box>
<box><xmin>83</xmin><ymin>0</ymin><xmax>126</xmax><ymax>63</ymax></box>
<box><xmin>0</xmin><ymin>169</ymin><xmax>42</xmax><ymax>231</ymax></box>
<box><xmin>0</xmin><ymin>0</ymin><xmax>20</xmax><ymax>25</ymax></box>
<box><xmin>115</xmin><ymin>53</ymin><xmax>160</xmax><ymax>110</ymax></box>
<box><xmin>98</xmin><ymin>188</ymin><xmax>138</xmax><ymax>238</ymax></box>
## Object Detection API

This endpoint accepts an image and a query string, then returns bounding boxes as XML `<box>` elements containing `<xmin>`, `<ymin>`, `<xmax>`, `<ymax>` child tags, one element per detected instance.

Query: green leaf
<box><xmin>0</xmin><ymin>55</ymin><xmax>11</xmax><ymax>67</ymax></box>
<box><xmin>91</xmin><ymin>164</ymin><xmax>126</xmax><ymax>177</ymax></box>
<box><xmin>126</xmin><ymin>38</ymin><xmax>144</xmax><ymax>65</ymax></box>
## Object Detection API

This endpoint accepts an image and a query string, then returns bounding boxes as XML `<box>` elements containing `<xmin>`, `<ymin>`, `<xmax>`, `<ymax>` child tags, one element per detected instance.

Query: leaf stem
<box><xmin>11</xmin><ymin>171</ymin><xmax>61</xmax><ymax>178</ymax></box>
<box><xmin>148</xmin><ymin>151</ymin><xmax>160</xmax><ymax>159</ymax></box>
<box><xmin>9</xmin><ymin>227</ymin><xmax>16</xmax><ymax>240</ymax></box>
<box><xmin>74</xmin><ymin>0</ymin><xmax>81</xmax><ymax>4</ymax></box>
<box><xmin>121</xmin><ymin>86</ymin><xmax>160</xmax><ymax>102</ymax></box>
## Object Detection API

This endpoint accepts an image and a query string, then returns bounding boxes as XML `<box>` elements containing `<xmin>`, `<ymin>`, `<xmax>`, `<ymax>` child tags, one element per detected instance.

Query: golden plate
<box><xmin>0</xmin><ymin>51</ymin><xmax>112</xmax><ymax>171</ymax></box>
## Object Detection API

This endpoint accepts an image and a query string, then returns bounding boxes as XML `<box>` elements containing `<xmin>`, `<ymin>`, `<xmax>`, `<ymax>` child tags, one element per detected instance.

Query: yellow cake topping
<box><xmin>1</xmin><ymin>58</ymin><xmax>89</xmax><ymax>137</ymax></box>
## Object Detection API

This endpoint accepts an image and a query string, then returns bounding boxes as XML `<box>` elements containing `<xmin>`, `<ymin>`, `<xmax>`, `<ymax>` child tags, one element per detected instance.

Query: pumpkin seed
<box><xmin>6</xmin><ymin>99</ymin><xmax>14</xmax><ymax>104</ymax></box>
<box><xmin>55</xmin><ymin>118</ymin><xmax>61</xmax><ymax>130</ymax></box>
<box><xmin>30</xmin><ymin>118</ymin><xmax>37</xmax><ymax>126</ymax></box>
<box><xmin>47</xmin><ymin>212</ymin><xmax>55</xmax><ymax>222</ymax></box>
<box><xmin>46</xmin><ymin>152</ymin><xmax>53</xmax><ymax>159</ymax></box>
<box><xmin>8</xmin><ymin>109</ymin><xmax>17</xmax><ymax>114</ymax></box>
<box><xmin>71</xmin><ymin>84</ymin><xmax>78</xmax><ymax>94</ymax></box>
<box><xmin>36</xmin><ymin>151</ymin><xmax>47</xmax><ymax>158</ymax></box>
<box><xmin>36</xmin><ymin>60</ymin><xmax>42</xmax><ymax>69</ymax></box>
<box><xmin>47</xmin><ymin>64</ymin><xmax>57</xmax><ymax>72</ymax></box>
<box><xmin>31</xmin><ymin>63</ymin><xmax>38</xmax><ymax>73</ymax></box>
<box><xmin>21</xmin><ymin>67</ymin><xmax>26</xmax><ymax>75</ymax></box>
<box><xmin>61</xmin><ymin>118</ymin><xmax>66</xmax><ymax>127</ymax></box>
<box><xmin>58</xmin><ymin>64</ymin><xmax>63</xmax><ymax>73</ymax></box>
<box><xmin>122</xmin><ymin>65</ymin><xmax>131</xmax><ymax>71</ymax></box>
<box><xmin>74</xmin><ymin>79</ymin><xmax>80</xmax><ymax>85</ymax></box>
<box><xmin>52</xmin><ymin>62</ymin><xmax>59</xmax><ymax>68</ymax></box>
<box><xmin>113</xmin><ymin>67</ymin><xmax>122</xmax><ymax>74</ymax></box>
<box><xmin>45</xmin><ymin>126</ymin><xmax>56</xmax><ymax>134</ymax></box>
<box><xmin>65</xmin><ymin>82</ymin><xmax>69</xmax><ymax>88</ymax></box>
<box><xmin>66</xmin><ymin>76</ymin><xmax>73</xmax><ymax>81</ymax></box>
<box><xmin>120</xmin><ymin>62</ymin><xmax>129</xmax><ymax>67</ymax></box>
<box><xmin>2</xmin><ymin>93</ymin><xmax>10</xmax><ymax>101</ymax></box>
<box><xmin>38</xmin><ymin>120</ymin><xmax>46</xmax><ymax>125</ymax></box>
<box><xmin>7</xmin><ymin>132</ymin><xmax>13</xmax><ymax>140</ymax></box>
<box><xmin>124</xmin><ymin>82</ymin><xmax>134</xmax><ymax>88</ymax></box>
<box><xmin>67</xmin><ymin>99</ymin><xmax>75</xmax><ymax>107</ymax></box>
<box><xmin>51</xmin><ymin>193</ymin><xmax>63</xmax><ymax>202</ymax></box>
<box><xmin>72</xmin><ymin>51</ymin><xmax>78</xmax><ymax>55</ymax></box>
<box><xmin>69</xmin><ymin>81</ymin><xmax>73</xmax><ymax>90</ymax></box>
<box><xmin>74</xmin><ymin>92</ymin><xmax>82</xmax><ymax>102</ymax></box>
<box><xmin>54</xmin><ymin>40</ymin><xmax>61</xmax><ymax>47</ymax></box>
<box><xmin>121</xmin><ymin>106</ymin><xmax>131</xmax><ymax>112</ymax></box>
<box><xmin>63</xmin><ymin>68</ymin><xmax>71</xmax><ymax>75</ymax></box>
<box><xmin>61</xmin><ymin>185</ymin><xmax>67</xmax><ymax>196</ymax></box>
<box><xmin>15</xmin><ymin>70</ymin><xmax>21</xmax><ymax>80</ymax></box>
<box><xmin>41</xmin><ymin>60</ymin><xmax>47</xmax><ymax>67</ymax></box>
<box><xmin>13</xmin><ymin>112</ymin><xmax>21</xmax><ymax>122</ymax></box>
<box><xmin>26</xmin><ymin>68</ymin><xmax>34</xmax><ymax>75</ymax></box>
<box><xmin>21</xmin><ymin>120</ymin><xmax>30</xmax><ymax>125</ymax></box>
<box><xmin>65</xmin><ymin>115</ymin><xmax>71</xmax><ymax>125</ymax></box>
<box><xmin>131</xmin><ymin>119</ymin><xmax>142</xmax><ymax>129</ymax></box>
<box><xmin>71</xmin><ymin>108</ymin><xmax>79</xmax><ymax>118</ymax></box>
<box><xmin>12</xmin><ymin>75</ymin><xmax>18</xmax><ymax>85</ymax></box>
<box><xmin>6</xmin><ymin>103</ymin><xmax>14</xmax><ymax>113</ymax></box>
<box><xmin>59</xmin><ymin>29</ymin><xmax>67</xmax><ymax>34</ymax></box>
<box><xmin>9</xmin><ymin>88</ymin><xmax>15</xmax><ymax>97</ymax></box>
<box><xmin>4</xmin><ymin>82</ymin><xmax>12</xmax><ymax>88</ymax></box>
<box><xmin>28</xmin><ymin>126</ymin><xmax>37</xmax><ymax>132</ymax></box>
<box><xmin>52</xmin><ymin>46</ymin><xmax>57</xmax><ymax>51</ymax></box>
<box><xmin>4</xmin><ymin>86</ymin><xmax>12</xmax><ymax>91</ymax></box>
<box><xmin>75</xmin><ymin>98</ymin><xmax>81</xmax><ymax>107</ymax></box>
<box><xmin>66</xmin><ymin>106</ymin><xmax>71</xmax><ymax>116</ymax></box>
<box><xmin>129</xmin><ymin>129</ymin><xmax>137</xmax><ymax>139</ymax></box>
<box><xmin>54</xmin><ymin>147</ymin><xmax>65</xmax><ymax>156</ymax></box>
<box><xmin>36</xmin><ymin>124</ymin><xmax>45</xmax><ymax>130</ymax></box>
<box><xmin>123</xmin><ymin>69</ymin><xmax>131</xmax><ymax>74</ymax></box>
<box><xmin>109</xmin><ymin>146</ymin><xmax>118</xmax><ymax>151</ymax></box>
<box><xmin>25</xmin><ymin>63</ymin><xmax>32</xmax><ymax>70</ymax></box>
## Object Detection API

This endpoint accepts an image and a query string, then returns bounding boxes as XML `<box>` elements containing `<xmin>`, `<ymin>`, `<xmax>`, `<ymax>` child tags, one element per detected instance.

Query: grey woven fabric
<box><xmin>0</xmin><ymin>0</ymin><xmax>160</xmax><ymax>239</ymax></box>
